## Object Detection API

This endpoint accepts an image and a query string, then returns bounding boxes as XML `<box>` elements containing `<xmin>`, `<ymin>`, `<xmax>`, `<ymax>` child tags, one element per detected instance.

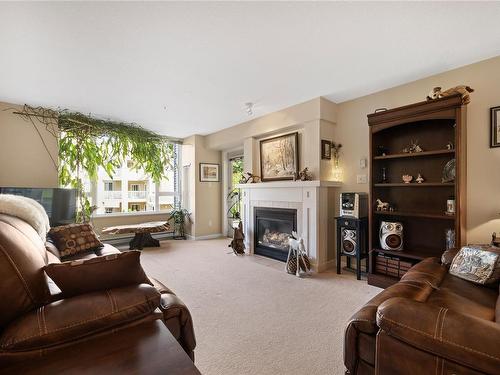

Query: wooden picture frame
<box><xmin>321</xmin><ymin>139</ymin><xmax>332</xmax><ymax>159</ymax></box>
<box><xmin>259</xmin><ymin>132</ymin><xmax>299</xmax><ymax>181</ymax></box>
<box><xmin>199</xmin><ymin>163</ymin><xmax>220</xmax><ymax>182</ymax></box>
<box><xmin>491</xmin><ymin>106</ymin><xmax>500</xmax><ymax>148</ymax></box>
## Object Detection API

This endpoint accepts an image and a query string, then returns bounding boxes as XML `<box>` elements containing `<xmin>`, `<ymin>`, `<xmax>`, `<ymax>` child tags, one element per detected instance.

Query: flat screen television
<box><xmin>0</xmin><ymin>187</ymin><xmax>77</xmax><ymax>227</ymax></box>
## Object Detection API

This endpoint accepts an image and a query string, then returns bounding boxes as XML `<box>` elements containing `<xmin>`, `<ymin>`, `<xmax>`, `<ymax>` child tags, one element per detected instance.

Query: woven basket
<box><xmin>287</xmin><ymin>254</ymin><xmax>311</xmax><ymax>274</ymax></box>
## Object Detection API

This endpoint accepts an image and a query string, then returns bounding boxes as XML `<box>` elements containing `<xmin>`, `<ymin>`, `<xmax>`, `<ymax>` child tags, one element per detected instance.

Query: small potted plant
<box><xmin>227</xmin><ymin>188</ymin><xmax>242</xmax><ymax>229</ymax></box>
<box><xmin>167</xmin><ymin>209</ymin><xmax>191</xmax><ymax>240</ymax></box>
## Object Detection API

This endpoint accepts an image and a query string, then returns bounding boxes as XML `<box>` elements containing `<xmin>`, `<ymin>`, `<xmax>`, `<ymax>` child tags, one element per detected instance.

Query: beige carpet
<box><xmin>140</xmin><ymin>238</ymin><xmax>380</xmax><ymax>375</ymax></box>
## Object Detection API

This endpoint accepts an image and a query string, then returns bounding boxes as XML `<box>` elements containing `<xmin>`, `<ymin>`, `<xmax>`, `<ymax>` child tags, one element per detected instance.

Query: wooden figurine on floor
<box><xmin>228</xmin><ymin>221</ymin><xmax>245</xmax><ymax>255</ymax></box>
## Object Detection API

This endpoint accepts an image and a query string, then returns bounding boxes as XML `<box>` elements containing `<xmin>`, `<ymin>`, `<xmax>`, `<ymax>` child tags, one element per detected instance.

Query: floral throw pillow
<box><xmin>449</xmin><ymin>245</ymin><xmax>500</xmax><ymax>284</ymax></box>
<box><xmin>48</xmin><ymin>223</ymin><xmax>103</xmax><ymax>259</ymax></box>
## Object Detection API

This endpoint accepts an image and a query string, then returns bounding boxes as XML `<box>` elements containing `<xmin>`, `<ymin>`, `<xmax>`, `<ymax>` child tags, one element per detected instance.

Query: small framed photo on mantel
<box><xmin>199</xmin><ymin>163</ymin><xmax>220</xmax><ymax>182</ymax></box>
<box><xmin>491</xmin><ymin>106</ymin><xmax>500</xmax><ymax>148</ymax></box>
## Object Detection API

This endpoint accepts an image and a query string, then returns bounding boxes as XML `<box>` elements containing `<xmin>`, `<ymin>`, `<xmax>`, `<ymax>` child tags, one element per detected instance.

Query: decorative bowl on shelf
<box><xmin>402</xmin><ymin>174</ymin><xmax>413</xmax><ymax>184</ymax></box>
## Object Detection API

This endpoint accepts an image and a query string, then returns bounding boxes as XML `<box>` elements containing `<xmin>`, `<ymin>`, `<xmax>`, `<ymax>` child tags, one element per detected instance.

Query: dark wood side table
<box><xmin>335</xmin><ymin>216</ymin><xmax>368</xmax><ymax>280</ymax></box>
<box><xmin>0</xmin><ymin>320</ymin><xmax>201</xmax><ymax>375</ymax></box>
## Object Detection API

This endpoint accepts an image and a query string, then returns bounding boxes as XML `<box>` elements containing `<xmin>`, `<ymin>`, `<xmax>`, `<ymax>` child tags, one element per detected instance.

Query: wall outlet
<box><xmin>357</xmin><ymin>174</ymin><xmax>367</xmax><ymax>184</ymax></box>
<box><xmin>208</xmin><ymin>219</ymin><xmax>212</xmax><ymax>227</ymax></box>
<box><xmin>359</xmin><ymin>158</ymin><xmax>367</xmax><ymax>169</ymax></box>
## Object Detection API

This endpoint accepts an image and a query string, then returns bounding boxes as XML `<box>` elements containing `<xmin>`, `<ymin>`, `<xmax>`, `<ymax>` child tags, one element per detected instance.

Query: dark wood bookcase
<box><xmin>367</xmin><ymin>95</ymin><xmax>467</xmax><ymax>288</ymax></box>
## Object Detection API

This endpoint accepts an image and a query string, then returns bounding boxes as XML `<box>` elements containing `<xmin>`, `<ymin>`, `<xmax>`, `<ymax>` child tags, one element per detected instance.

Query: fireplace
<box><xmin>254</xmin><ymin>207</ymin><xmax>297</xmax><ymax>262</ymax></box>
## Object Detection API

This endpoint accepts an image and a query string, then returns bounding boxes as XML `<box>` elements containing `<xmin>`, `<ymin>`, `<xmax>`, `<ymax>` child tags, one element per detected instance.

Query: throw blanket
<box><xmin>0</xmin><ymin>194</ymin><xmax>51</xmax><ymax>240</ymax></box>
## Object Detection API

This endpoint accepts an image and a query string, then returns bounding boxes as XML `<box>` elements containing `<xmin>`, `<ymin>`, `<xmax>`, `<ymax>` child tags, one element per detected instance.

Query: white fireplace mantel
<box><xmin>236</xmin><ymin>180</ymin><xmax>341</xmax><ymax>189</ymax></box>
<box><xmin>237</xmin><ymin>180</ymin><xmax>341</xmax><ymax>272</ymax></box>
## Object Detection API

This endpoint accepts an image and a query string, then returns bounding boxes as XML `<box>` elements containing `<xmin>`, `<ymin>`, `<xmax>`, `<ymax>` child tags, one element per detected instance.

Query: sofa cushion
<box><xmin>427</xmin><ymin>283</ymin><xmax>497</xmax><ymax>321</ymax></box>
<box><xmin>44</xmin><ymin>251</ymin><xmax>152</xmax><ymax>298</ymax></box>
<box><xmin>449</xmin><ymin>245</ymin><xmax>500</xmax><ymax>284</ymax></box>
<box><xmin>0</xmin><ymin>214</ymin><xmax>50</xmax><ymax>327</ymax></box>
<box><xmin>48</xmin><ymin>223</ymin><xmax>103</xmax><ymax>259</ymax></box>
<box><xmin>400</xmin><ymin>257</ymin><xmax>447</xmax><ymax>287</ymax></box>
<box><xmin>60</xmin><ymin>243</ymin><xmax>120</xmax><ymax>261</ymax></box>
<box><xmin>0</xmin><ymin>284</ymin><xmax>160</xmax><ymax>351</ymax></box>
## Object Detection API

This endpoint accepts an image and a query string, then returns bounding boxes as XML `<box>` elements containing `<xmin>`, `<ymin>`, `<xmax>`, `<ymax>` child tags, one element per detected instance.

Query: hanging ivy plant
<box><xmin>16</xmin><ymin>105</ymin><xmax>179</xmax><ymax>222</ymax></box>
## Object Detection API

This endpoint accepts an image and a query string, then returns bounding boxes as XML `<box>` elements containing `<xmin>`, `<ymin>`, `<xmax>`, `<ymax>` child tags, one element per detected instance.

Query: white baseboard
<box><xmin>187</xmin><ymin>233</ymin><xmax>224</xmax><ymax>240</ymax></box>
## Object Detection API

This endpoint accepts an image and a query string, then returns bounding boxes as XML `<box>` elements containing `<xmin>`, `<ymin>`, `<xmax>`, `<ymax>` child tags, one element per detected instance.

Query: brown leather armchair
<box><xmin>0</xmin><ymin>213</ymin><xmax>196</xmax><ymax>366</ymax></box>
<box><xmin>344</xmin><ymin>257</ymin><xmax>500</xmax><ymax>374</ymax></box>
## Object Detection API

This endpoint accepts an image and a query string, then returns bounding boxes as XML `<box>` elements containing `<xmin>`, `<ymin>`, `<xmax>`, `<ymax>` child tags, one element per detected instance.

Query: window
<box><xmin>82</xmin><ymin>144</ymin><xmax>181</xmax><ymax>215</ymax></box>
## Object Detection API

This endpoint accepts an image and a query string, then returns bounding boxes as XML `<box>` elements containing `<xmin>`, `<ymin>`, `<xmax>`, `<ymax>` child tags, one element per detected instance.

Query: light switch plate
<box><xmin>357</xmin><ymin>174</ymin><xmax>367</xmax><ymax>184</ymax></box>
<box><xmin>359</xmin><ymin>158</ymin><xmax>367</xmax><ymax>169</ymax></box>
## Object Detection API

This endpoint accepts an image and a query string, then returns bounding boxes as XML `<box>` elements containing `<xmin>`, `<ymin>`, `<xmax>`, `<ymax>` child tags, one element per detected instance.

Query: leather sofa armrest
<box><xmin>344</xmin><ymin>279</ymin><xmax>436</xmax><ymax>373</ymax></box>
<box><xmin>377</xmin><ymin>297</ymin><xmax>500</xmax><ymax>374</ymax></box>
<box><xmin>159</xmin><ymin>293</ymin><xmax>196</xmax><ymax>356</ymax></box>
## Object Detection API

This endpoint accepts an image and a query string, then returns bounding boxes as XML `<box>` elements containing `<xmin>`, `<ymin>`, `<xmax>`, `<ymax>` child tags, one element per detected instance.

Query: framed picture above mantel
<box><xmin>259</xmin><ymin>132</ymin><xmax>299</xmax><ymax>181</ymax></box>
<box><xmin>491</xmin><ymin>106</ymin><xmax>500</xmax><ymax>148</ymax></box>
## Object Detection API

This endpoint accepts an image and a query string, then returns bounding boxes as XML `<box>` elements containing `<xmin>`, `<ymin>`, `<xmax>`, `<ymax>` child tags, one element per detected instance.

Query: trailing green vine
<box><xmin>15</xmin><ymin>105</ymin><xmax>179</xmax><ymax>222</ymax></box>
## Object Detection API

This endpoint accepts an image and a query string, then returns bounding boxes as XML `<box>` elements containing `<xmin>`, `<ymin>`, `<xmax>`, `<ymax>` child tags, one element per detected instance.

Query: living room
<box><xmin>0</xmin><ymin>2</ymin><xmax>499</xmax><ymax>375</ymax></box>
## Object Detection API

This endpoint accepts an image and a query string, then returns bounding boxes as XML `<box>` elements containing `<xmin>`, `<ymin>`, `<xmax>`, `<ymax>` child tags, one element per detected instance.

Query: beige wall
<box><xmin>207</xmin><ymin>97</ymin><xmax>338</xmax><ymax>181</ymax></box>
<box><xmin>0</xmin><ymin>102</ymin><xmax>59</xmax><ymax>187</ymax></box>
<box><xmin>183</xmin><ymin>135</ymin><xmax>222</xmax><ymax>238</ymax></box>
<box><xmin>335</xmin><ymin>55</ymin><xmax>500</xmax><ymax>243</ymax></box>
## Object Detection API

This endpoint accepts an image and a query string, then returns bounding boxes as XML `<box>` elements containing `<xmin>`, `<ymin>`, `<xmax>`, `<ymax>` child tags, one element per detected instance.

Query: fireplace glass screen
<box><xmin>254</xmin><ymin>207</ymin><xmax>297</xmax><ymax>261</ymax></box>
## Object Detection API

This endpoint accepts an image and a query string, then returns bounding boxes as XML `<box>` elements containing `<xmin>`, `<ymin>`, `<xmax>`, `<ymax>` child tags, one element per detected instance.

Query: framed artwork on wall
<box><xmin>491</xmin><ymin>106</ymin><xmax>500</xmax><ymax>148</ymax></box>
<box><xmin>199</xmin><ymin>163</ymin><xmax>220</xmax><ymax>182</ymax></box>
<box><xmin>321</xmin><ymin>139</ymin><xmax>332</xmax><ymax>159</ymax></box>
<box><xmin>259</xmin><ymin>132</ymin><xmax>299</xmax><ymax>181</ymax></box>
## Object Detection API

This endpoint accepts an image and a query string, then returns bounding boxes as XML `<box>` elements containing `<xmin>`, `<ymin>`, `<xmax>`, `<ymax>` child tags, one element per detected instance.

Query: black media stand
<box><xmin>335</xmin><ymin>216</ymin><xmax>368</xmax><ymax>280</ymax></box>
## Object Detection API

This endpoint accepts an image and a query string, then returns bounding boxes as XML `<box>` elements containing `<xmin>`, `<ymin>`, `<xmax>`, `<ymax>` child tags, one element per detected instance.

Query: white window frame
<box><xmin>91</xmin><ymin>143</ymin><xmax>181</xmax><ymax>218</ymax></box>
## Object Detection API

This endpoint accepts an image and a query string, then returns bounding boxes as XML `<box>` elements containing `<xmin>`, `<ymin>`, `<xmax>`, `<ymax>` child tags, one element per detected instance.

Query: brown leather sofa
<box><xmin>0</xmin><ymin>213</ymin><xmax>196</xmax><ymax>367</ymax></box>
<box><xmin>344</xmin><ymin>257</ymin><xmax>500</xmax><ymax>374</ymax></box>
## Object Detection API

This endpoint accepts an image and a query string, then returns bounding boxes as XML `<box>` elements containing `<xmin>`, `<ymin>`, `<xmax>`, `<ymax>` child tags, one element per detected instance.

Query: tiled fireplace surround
<box><xmin>237</xmin><ymin>180</ymin><xmax>340</xmax><ymax>272</ymax></box>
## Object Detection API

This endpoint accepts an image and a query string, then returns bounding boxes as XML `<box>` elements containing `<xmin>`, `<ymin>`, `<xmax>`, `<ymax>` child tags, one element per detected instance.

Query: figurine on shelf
<box><xmin>426</xmin><ymin>85</ymin><xmax>474</xmax><ymax>105</ymax></box>
<box><xmin>381</xmin><ymin>167</ymin><xmax>388</xmax><ymax>183</ymax></box>
<box><xmin>295</xmin><ymin>167</ymin><xmax>312</xmax><ymax>181</ymax></box>
<box><xmin>445</xmin><ymin>141</ymin><xmax>454</xmax><ymax>150</ymax></box>
<box><xmin>415</xmin><ymin>174</ymin><xmax>425</xmax><ymax>184</ymax></box>
<box><xmin>376</xmin><ymin>145</ymin><xmax>388</xmax><ymax>157</ymax></box>
<box><xmin>241</xmin><ymin>172</ymin><xmax>260</xmax><ymax>184</ymax></box>
<box><xmin>402</xmin><ymin>139</ymin><xmax>423</xmax><ymax>154</ymax></box>
<box><xmin>376</xmin><ymin>199</ymin><xmax>390</xmax><ymax>211</ymax></box>
<box><xmin>402</xmin><ymin>174</ymin><xmax>413</xmax><ymax>184</ymax></box>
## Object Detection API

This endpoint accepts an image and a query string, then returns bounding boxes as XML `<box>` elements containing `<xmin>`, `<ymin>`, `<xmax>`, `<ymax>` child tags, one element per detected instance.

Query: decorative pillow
<box><xmin>44</xmin><ymin>250</ymin><xmax>152</xmax><ymax>297</ymax></box>
<box><xmin>48</xmin><ymin>223</ymin><xmax>103</xmax><ymax>259</ymax></box>
<box><xmin>449</xmin><ymin>245</ymin><xmax>500</xmax><ymax>284</ymax></box>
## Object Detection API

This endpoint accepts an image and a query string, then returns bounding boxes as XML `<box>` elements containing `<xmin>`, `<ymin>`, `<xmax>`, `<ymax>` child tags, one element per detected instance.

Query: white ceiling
<box><xmin>1</xmin><ymin>2</ymin><xmax>500</xmax><ymax>138</ymax></box>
